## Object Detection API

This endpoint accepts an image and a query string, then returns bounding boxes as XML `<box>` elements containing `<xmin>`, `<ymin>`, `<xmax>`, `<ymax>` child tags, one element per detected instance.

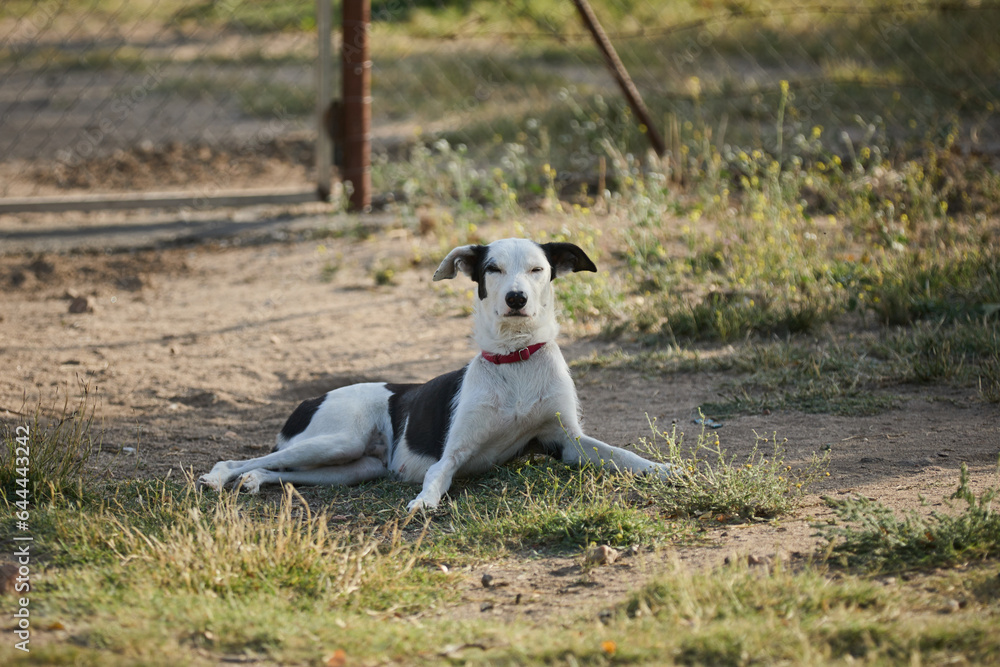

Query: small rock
<box><xmin>481</xmin><ymin>573</ymin><xmax>494</xmax><ymax>588</ymax></box>
<box><xmin>585</xmin><ymin>545</ymin><xmax>620</xmax><ymax>566</ymax></box>
<box><xmin>480</xmin><ymin>602</ymin><xmax>493</xmax><ymax>612</ymax></box>
<box><xmin>747</xmin><ymin>554</ymin><xmax>772</xmax><ymax>567</ymax></box>
<box><xmin>68</xmin><ymin>295</ymin><xmax>95</xmax><ymax>314</ymax></box>
<box><xmin>943</xmin><ymin>599</ymin><xmax>961</xmax><ymax>614</ymax></box>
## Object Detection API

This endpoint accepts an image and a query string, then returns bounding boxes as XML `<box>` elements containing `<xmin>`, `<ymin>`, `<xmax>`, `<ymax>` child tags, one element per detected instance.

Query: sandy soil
<box><xmin>1</xmin><ymin>218</ymin><xmax>998</xmax><ymax>623</ymax></box>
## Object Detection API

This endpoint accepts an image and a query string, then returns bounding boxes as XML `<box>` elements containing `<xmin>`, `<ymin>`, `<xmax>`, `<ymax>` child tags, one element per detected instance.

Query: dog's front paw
<box><xmin>407</xmin><ymin>494</ymin><xmax>439</xmax><ymax>512</ymax></box>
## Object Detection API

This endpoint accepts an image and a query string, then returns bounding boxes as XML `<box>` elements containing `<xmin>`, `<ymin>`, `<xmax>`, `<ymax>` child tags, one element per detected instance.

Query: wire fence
<box><xmin>0</xmin><ymin>0</ymin><xmax>319</xmax><ymax>204</ymax></box>
<box><xmin>1</xmin><ymin>1</ymin><xmax>998</xmax><ymax>211</ymax></box>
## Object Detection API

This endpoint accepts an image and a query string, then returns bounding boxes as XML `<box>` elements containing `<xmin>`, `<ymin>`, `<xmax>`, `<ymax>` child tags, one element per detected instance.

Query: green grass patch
<box><xmin>578</xmin><ymin>311</ymin><xmax>999</xmax><ymax>418</ymax></box>
<box><xmin>286</xmin><ymin>459</ymin><xmax>692</xmax><ymax>559</ymax></box>
<box><xmin>620</xmin><ymin>561</ymin><xmax>1000</xmax><ymax>666</ymax></box>
<box><xmin>0</xmin><ymin>402</ymin><xmax>994</xmax><ymax>664</ymax></box>
<box><xmin>436</xmin><ymin>461</ymin><xmax>680</xmax><ymax>554</ymax></box>
<box><xmin>818</xmin><ymin>462</ymin><xmax>1000</xmax><ymax>572</ymax></box>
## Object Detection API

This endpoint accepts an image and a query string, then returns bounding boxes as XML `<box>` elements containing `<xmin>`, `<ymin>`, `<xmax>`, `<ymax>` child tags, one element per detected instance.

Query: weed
<box><xmin>370</xmin><ymin>259</ymin><xmax>398</xmax><ymax>286</ymax></box>
<box><xmin>637</xmin><ymin>417</ymin><xmax>828</xmax><ymax>521</ymax></box>
<box><xmin>0</xmin><ymin>387</ymin><xmax>98</xmax><ymax>502</ymax></box>
<box><xmin>817</xmin><ymin>462</ymin><xmax>1000</xmax><ymax>572</ymax></box>
<box><xmin>980</xmin><ymin>355</ymin><xmax>1000</xmax><ymax>404</ymax></box>
<box><xmin>320</xmin><ymin>261</ymin><xmax>341</xmax><ymax>283</ymax></box>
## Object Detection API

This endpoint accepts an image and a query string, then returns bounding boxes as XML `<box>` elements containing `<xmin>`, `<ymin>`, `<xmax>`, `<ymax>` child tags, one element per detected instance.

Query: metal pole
<box><xmin>315</xmin><ymin>0</ymin><xmax>333</xmax><ymax>200</ymax></box>
<box><xmin>571</xmin><ymin>0</ymin><xmax>666</xmax><ymax>156</ymax></box>
<box><xmin>342</xmin><ymin>0</ymin><xmax>372</xmax><ymax>211</ymax></box>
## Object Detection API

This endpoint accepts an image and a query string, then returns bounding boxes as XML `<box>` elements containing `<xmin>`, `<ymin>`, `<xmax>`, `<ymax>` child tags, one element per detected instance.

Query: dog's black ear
<box><xmin>433</xmin><ymin>244</ymin><xmax>486</xmax><ymax>282</ymax></box>
<box><xmin>540</xmin><ymin>242</ymin><xmax>597</xmax><ymax>279</ymax></box>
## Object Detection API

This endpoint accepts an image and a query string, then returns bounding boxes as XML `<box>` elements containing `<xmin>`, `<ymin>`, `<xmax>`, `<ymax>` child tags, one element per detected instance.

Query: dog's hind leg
<box><xmin>237</xmin><ymin>456</ymin><xmax>388</xmax><ymax>493</ymax></box>
<box><xmin>199</xmin><ymin>433</ymin><xmax>369</xmax><ymax>491</ymax></box>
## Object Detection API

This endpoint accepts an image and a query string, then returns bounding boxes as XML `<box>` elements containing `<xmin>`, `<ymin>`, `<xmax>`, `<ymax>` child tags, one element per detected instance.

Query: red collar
<box><xmin>481</xmin><ymin>342</ymin><xmax>546</xmax><ymax>365</ymax></box>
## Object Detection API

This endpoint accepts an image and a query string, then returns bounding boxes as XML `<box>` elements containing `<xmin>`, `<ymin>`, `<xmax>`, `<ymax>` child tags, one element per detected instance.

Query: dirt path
<box><xmin>2</xmin><ymin>221</ymin><xmax>998</xmax><ymax>622</ymax></box>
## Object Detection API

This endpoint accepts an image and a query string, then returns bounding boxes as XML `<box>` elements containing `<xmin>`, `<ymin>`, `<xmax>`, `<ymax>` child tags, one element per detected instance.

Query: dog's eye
<box><xmin>485</xmin><ymin>265</ymin><xmax>501</xmax><ymax>274</ymax></box>
<box><xmin>530</xmin><ymin>266</ymin><xmax>545</xmax><ymax>274</ymax></box>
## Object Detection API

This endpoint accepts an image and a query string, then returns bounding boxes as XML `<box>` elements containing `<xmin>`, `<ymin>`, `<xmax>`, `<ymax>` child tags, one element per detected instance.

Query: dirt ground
<box><xmin>1</xmin><ymin>215</ymin><xmax>999</xmax><ymax>623</ymax></box>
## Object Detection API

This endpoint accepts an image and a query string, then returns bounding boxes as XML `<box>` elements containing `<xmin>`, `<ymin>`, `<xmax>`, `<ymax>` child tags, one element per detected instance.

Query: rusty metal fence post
<box><xmin>342</xmin><ymin>0</ymin><xmax>372</xmax><ymax>212</ymax></box>
<box><xmin>315</xmin><ymin>0</ymin><xmax>334</xmax><ymax>201</ymax></box>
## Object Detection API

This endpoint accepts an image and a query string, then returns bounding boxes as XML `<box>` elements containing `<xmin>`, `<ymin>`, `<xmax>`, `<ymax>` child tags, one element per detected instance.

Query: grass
<box><xmin>62</xmin><ymin>482</ymin><xmax>439</xmax><ymax>608</ymax></box>
<box><xmin>0</xmin><ymin>387</ymin><xmax>100</xmax><ymax>503</ymax></box>
<box><xmin>430</xmin><ymin>461</ymin><xmax>681</xmax><ymax>554</ymax></box>
<box><xmin>4</xmin><ymin>419</ymin><xmax>997</xmax><ymax>665</ymax></box>
<box><xmin>818</xmin><ymin>462</ymin><xmax>1000</xmax><ymax>572</ymax></box>
<box><xmin>619</xmin><ymin>560</ymin><xmax>1000</xmax><ymax>666</ymax></box>
<box><xmin>0</xmin><ymin>405</ymin><xmax>837</xmax><ymax>664</ymax></box>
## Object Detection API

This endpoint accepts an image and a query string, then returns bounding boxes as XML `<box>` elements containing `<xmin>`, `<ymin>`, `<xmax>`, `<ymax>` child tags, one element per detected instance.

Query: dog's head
<box><xmin>433</xmin><ymin>238</ymin><xmax>596</xmax><ymax>351</ymax></box>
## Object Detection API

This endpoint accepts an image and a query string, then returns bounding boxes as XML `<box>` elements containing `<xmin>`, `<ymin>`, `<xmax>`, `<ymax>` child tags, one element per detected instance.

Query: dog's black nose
<box><xmin>505</xmin><ymin>291</ymin><xmax>527</xmax><ymax>311</ymax></box>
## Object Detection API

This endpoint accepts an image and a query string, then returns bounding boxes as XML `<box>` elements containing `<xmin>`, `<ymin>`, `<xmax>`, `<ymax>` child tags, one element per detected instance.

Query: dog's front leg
<box><xmin>406</xmin><ymin>455</ymin><xmax>463</xmax><ymax>512</ymax></box>
<box><xmin>562</xmin><ymin>434</ymin><xmax>675</xmax><ymax>480</ymax></box>
<box><xmin>407</xmin><ymin>404</ymin><xmax>490</xmax><ymax>511</ymax></box>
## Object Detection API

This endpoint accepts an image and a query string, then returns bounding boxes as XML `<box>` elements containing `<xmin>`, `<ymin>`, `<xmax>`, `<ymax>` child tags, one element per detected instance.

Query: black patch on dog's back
<box><xmin>386</xmin><ymin>367</ymin><xmax>467</xmax><ymax>460</ymax></box>
<box><xmin>279</xmin><ymin>395</ymin><xmax>325</xmax><ymax>441</ymax></box>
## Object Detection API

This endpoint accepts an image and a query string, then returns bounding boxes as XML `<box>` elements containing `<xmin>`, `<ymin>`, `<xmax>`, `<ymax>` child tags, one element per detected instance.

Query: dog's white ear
<box><xmin>540</xmin><ymin>242</ymin><xmax>597</xmax><ymax>279</ymax></box>
<box><xmin>433</xmin><ymin>244</ymin><xmax>485</xmax><ymax>281</ymax></box>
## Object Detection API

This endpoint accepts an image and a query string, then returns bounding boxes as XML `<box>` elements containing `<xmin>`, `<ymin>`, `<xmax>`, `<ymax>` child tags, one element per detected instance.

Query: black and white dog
<box><xmin>200</xmin><ymin>238</ymin><xmax>673</xmax><ymax>510</ymax></box>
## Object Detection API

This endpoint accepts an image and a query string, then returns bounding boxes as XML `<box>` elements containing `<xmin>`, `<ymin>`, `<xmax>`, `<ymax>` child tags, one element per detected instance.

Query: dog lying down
<box><xmin>199</xmin><ymin>238</ymin><xmax>674</xmax><ymax>510</ymax></box>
